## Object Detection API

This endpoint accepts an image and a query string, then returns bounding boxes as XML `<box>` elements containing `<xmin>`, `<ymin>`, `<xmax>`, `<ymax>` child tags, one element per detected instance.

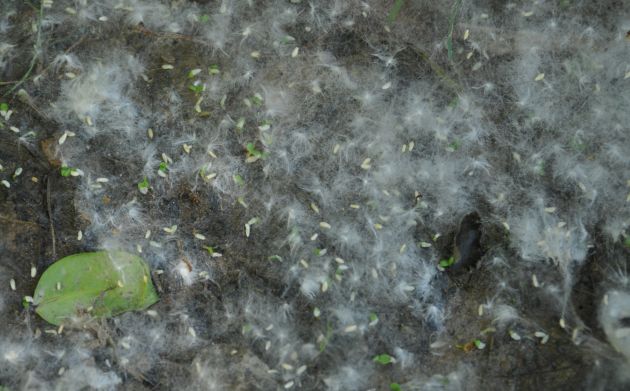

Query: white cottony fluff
<box><xmin>1</xmin><ymin>0</ymin><xmax>629</xmax><ymax>389</ymax></box>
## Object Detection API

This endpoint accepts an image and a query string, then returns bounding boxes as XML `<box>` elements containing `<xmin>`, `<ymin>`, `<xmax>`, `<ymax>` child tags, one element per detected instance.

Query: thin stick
<box><xmin>46</xmin><ymin>176</ymin><xmax>57</xmax><ymax>260</ymax></box>
<box><xmin>0</xmin><ymin>214</ymin><xmax>42</xmax><ymax>228</ymax></box>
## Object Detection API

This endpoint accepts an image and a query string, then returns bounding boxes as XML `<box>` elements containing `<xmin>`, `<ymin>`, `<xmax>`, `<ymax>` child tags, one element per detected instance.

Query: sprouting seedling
<box><xmin>244</xmin><ymin>217</ymin><xmax>259</xmax><ymax>238</ymax></box>
<box><xmin>251</xmin><ymin>93</ymin><xmax>264</xmax><ymax>106</ymax></box>
<box><xmin>199</xmin><ymin>14</ymin><xmax>210</xmax><ymax>23</ymax></box>
<box><xmin>438</xmin><ymin>256</ymin><xmax>456</xmax><ymax>269</ymax></box>
<box><xmin>373</xmin><ymin>354</ymin><xmax>395</xmax><ymax>365</ymax></box>
<box><xmin>390</xmin><ymin>383</ymin><xmax>402</xmax><ymax>391</ymax></box>
<box><xmin>199</xmin><ymin>165</ymin><xmax>217</xmax><ymax>182</ymax></box>
<box><xmin>208</xmin><ymin>64</ymin><xmax>220</xmax><ymax>75</ymax></box>
<box><xmin>447</xmin><ymin>139</ymin><xmax>461</xmax><ymax>151</ymax></box>
<box><xmin>368</xmin><ymin>312</ymin><xmax>379</xmax><ymax>326</ymax></box>
<box><xmin>158</xmin><ymin>161</ymin><xmax>168</xmax><ymax>177</ymax></box>
<box><xmin>60</xmin><ymin>165</ymin><xmax>81</xmax><ymax>177</ymax></box>
<box><xmin>138</xmin><ymin>177</ymin><xmax>149</xmax><ymax>194</ymax></box>
<box><xmin>473</xmin><ymin>339</ymin><xmax>486</xmax><ymax>349</ymax></box>
<box><xmin>268</xmin><ymin>255</ymin><xmax>283</xmax><ymax>262</ymax></box>
<box><xmin>203</xmin><ymin>245</ymin><xmax>222</xmax><ymax>257</ymax></box>
<box><xmin>258</xmin><ymin>119</ymin><xmax>272</xmax><ymax>131</ymax></box>
<box><xmin>187</xmin><ymin>68</ymin><xmax>202</xmax><ymax>78</ymax></box>
<box><xmin>233</xmin><ymin>174</ymin><xmax>244</xmax><ymax>186</ymax></box>
<box><xmin>281</xmin><ymin>35</ymin><xmax>296</xmax><ymax>44</ymax></box>
<box><xmin>0</xmin><ymin>102</ymin><xmax>10</xmax><ymax>121</ymax></box>
<box><xmin>12</xmin><ymin>167</ymin><xmax>22</xmax><ymax>180</ymax></box>
<box><xmin>188</xmin><ymin>82</ymin><xmax>204</xmax><ymax>94</ymax></box>
<box><xmin>60</xmin><ymin>165</ymin><xmax>72</xmax><ymax>177</ymax></box>
<box><xmin>245</xmin><ymin>142</ymin><xmax>269</xmax><ymax>162</ymax></box>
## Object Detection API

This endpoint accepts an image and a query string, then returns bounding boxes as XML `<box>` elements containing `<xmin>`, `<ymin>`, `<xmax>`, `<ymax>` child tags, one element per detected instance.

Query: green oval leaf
<box><xmin>33</xmin><ymin>251</ymin><xmax>159</xmax><ymax>326</ymax></box>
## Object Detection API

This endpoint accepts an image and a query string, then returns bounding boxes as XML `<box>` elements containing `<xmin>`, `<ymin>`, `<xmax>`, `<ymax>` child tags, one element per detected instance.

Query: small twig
<box><xmin>0</xmin><ymin>214</ymin><xmax>42</xmax><ymax>228</ymax></box>
<box><xmin>46</xmin><ymin>175</ymin><xmax>57</xmax><ymax>260</ymax></box>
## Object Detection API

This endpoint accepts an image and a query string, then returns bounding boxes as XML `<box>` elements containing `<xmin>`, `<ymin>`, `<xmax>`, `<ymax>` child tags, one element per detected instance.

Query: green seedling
<box><xmin>245</xmin><ymin>142</ymin><xmax>269</xmax><ymax>161</ymax></box>
<box><xmin>233</xmin><ymin>174</ymin><xmax>244</xmax><ymax>186</ymax></box>
<box><xmin>258</xmin><ymin>119</ymin><xmax>272</xmax><ymax>131</ymax></box>
<box><xmin>369</xmin><ymin>312</ymin><xmax>379</xmax><ymax>326</ymax></box>
<box><xmin>473</xmin><ymin>339</ymin><xmax>486</xmax><ymax>349</ymax></box>
<box><xmin>373</xmin><ymin>354</ymin><xmax>394</xmax><ymax>365</ymax></box>
<box><xmin>203</xmin><ymin>246</ymin><xmax>222</xmax><ymax>257</ymax></box>
<box><xmin>251</xmin><ymin>94</ymin><xmax>264</xmax><ymax>106</ymax></box>
<box><xmin>457</xmin><ymin>338</ymin><xmax>486</xmax><ymax>352</ymax></box>
<box><xmin>447</xmin><ymin>140</ymin><xmax>461</xmax><ymax>151</ymax></box>
<box><xmin>390</xmin><ymin>384</ymin><xmax>402</xmax><ymax>391</ymax></box>
<box><xmin>187</xmin><ymin>68</ymin><xmax>202</xmax><ymax>78</ymax></box>
<box><xmin>32</xmin><ymin>251</ymin><xmax>159</xmax><ymax>326</ymax></box>
<box><xmin>439</xmin><ymin>256</ymin><xmax>456</xmax><ymax>268</ymax></box>
<box><xmin>0</xmin><ymin>103</ymin><xmax>8</xmax><ymax>112</ymax></box>
<box><xmin>138</xmin><ymin>177</ymin><xmax>149</xmax><ymax>194</ymax></box>
<box><xmin>59</xmin><ymin>165</ymin><xmax>76</xmax><ymax>177</ymax></box>
<box><xmin>188</xmin><ymin>83</ymin><xmax>204</xmax><ymax>94</ymax></box>
<box><xmin>208</xmin><ymin>64</ymin><xmax>220</xmax><ymax>75</ymax></box>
